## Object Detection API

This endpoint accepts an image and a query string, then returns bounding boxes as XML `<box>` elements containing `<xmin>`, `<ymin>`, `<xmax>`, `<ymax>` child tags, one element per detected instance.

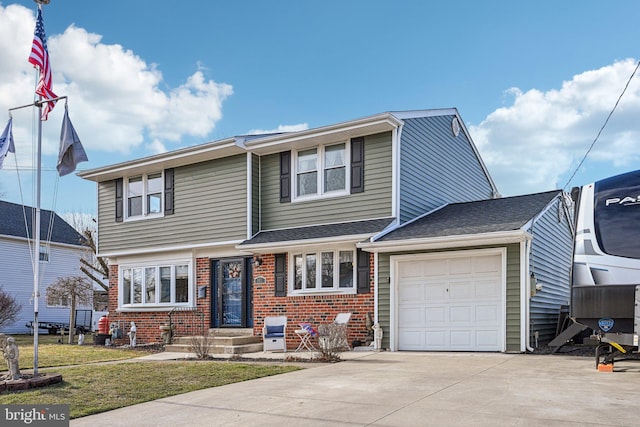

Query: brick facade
<box><xmin>106</xmin><ymin>258</ymin><xmax>211</xmax><ymax>345</ymax></box>
<box><xmin>252</xmin><ymin>253</ymin><xmax>375</xmax><ymax>349</ymax></box>
<box><xmin>106</xmin><ymin>253</ymin><xmax>374</xmax><ymax>350</ymax></box>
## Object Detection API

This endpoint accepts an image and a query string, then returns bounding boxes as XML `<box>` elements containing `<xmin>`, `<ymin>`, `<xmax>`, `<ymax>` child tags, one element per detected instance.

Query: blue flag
<box><xmin>57</xmin><ymin>106</ymin><xmax>88</xmax><ymax>176</ymax></box>
<box><xmin>0</xmin><ymin>117</ymin><xmax>16</xmax><ymax>169</ymax></box>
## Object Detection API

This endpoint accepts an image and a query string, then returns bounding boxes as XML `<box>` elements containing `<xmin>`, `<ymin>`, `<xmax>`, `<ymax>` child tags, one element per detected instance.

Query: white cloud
<box><xmin>469</xmin><ymin>58</ymin><xmax>640</xmax><ymax>196</ymax></box>
<box><xmin>146</xmin><ymin>139</ymin><xmax>167</xmax><ymax>155</ymax></box>
<box><xmin>0</xmin><ymin>4</ymin><xmax>232</xmax><ymax>170</ymax></box>
<box><xmin>247</xmin><ymin>123</ymin><xmax>309</xmax><ymax>135</ymax></box>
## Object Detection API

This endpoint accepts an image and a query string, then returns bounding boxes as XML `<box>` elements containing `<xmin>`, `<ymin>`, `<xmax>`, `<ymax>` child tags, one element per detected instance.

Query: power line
<box><xmin>562</xmin><ymin>60</ymin><xmax>640</xmax><ymax>191</ymax></box>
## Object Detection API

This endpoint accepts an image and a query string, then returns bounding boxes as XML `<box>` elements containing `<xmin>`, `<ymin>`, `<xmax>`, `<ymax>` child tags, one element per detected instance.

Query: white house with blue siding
<box><xmin>0</xmin><ymin>200</ymin><xmax>87</xmax><ymax>334</ymax></box>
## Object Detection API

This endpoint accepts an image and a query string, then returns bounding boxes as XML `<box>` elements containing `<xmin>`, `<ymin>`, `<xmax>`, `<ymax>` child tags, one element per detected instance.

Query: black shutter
<box><xmin>356</xmin><ymin>249</ymin><xmax>370</xmax><ymax>294</ymax></box>
<box><xmin>279</xmin><ymin>151</ymin><xmax>291</xmax><ymax>203</ymax></box>
<box><xmin>164</xmin><ymin>168</ymin><xmax>174</xmax><ymax>215</ymax></box>
<box><xmin>115</xmin><ymin>178</ymin><xmax>123</xmax><ymax>222</ymax></box>
<box><xmin>350</xmin><ymin>137</ymin><xmax>364</xmax><ymax>193</ymax></box>
<box><xmin>274</xmin><ymin>253</ymin><xmax>287</xmax><ymax>297</ymax></box>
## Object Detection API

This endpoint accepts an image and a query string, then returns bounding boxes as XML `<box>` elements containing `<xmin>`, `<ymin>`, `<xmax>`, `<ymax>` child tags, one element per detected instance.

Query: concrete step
<box><xmin>208</xmin><ymin>328</ymin><xmax>254</xmax><ymax>337</ymax></box>
<box><xmin>165</xmin><ymin>341</ymin><xmax>263</xmax><ymax>355</ymax></box>
<box><xmin>166</xmin><ymin>329</ymin><xmax>262</xmax><ymax>354</ymax></box>
<box><xmin>171</xmin><ymin>334</ymin><xmax>261</xmax><ymax>346</ymax></box>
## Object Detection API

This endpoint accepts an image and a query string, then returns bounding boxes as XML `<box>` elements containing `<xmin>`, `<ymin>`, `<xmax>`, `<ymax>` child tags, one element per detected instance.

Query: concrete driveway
<box><xmin>71</xmin><ymin>352</ymin><xmax>640</xmax><ymax>427</ymax></box>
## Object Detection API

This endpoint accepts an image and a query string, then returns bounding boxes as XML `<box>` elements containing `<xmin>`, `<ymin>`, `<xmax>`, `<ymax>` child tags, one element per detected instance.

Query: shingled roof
<box><xmin>376</xmin><ymin>191</ymin><xmax>562</xmax><ymax>242</ymax></box>
<box><xmin>0</xmin><ymin>200</ymin><xmax>85</xmax><ymax>246</ymax></box>
<box><xmin>240</xmin><ymin>218</ymin><xmax>395</xmax><ymax>246</ymax></box>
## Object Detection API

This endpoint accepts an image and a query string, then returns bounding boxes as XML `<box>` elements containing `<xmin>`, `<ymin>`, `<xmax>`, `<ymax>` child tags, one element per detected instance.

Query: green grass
<box><xmin>1</xmin><ymin>335</ymin><xmax>301</xmax><ymax>419</ymax></box>
<box><xmin>14</xmin><ymin>334</ymin><xmax>154</xmax><ymax>369</ymax></box>
<box><xmin>0</xmin><ymin>362</ymin><xmax>300</xmax><ymax>419</ymax></box>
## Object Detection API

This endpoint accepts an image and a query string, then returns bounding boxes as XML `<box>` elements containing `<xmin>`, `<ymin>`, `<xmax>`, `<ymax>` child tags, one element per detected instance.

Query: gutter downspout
<box><xmin>522</xmin><ymin>238</ymin><xmax>534</xmax><ymax>352</ymax></box>
<box><xmin>392</xmin><ymin>124</ymin><xmax>402</xmax><ymax>221</ymax></box>
<box><xmin>374</xmin><ymin>252</ymin><xmax>379</xmax><ymax>324</ymax></box>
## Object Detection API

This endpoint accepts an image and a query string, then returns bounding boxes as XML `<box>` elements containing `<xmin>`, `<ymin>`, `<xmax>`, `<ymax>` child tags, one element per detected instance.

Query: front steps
<box><xmin>164</xmin><ymin>328</ymin><xmax>263</xmax><ymax>355</ymax></box>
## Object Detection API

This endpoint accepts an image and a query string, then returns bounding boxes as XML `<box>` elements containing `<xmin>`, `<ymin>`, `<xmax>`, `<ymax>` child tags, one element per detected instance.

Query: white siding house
<box><xmin>0</xmin><ymin>201</ymin><xmax>86</xmax><ymax>334</ymax></box>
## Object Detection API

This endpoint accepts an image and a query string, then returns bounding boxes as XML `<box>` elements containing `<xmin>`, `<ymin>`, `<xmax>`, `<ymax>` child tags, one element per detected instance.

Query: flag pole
<box><xmin>33</xmin><ymin>98</ymin><xmax>42</xmax><ymax>377</ymax></box>
<box><xmin>21</xmin><ymin>0</ymin><xmax>85</xmax><ymax>376</ymax></box>
<box><xmin>31</xmin><ymin>0</ymin><xmax>52</xmax><ymax>378</ymax></box>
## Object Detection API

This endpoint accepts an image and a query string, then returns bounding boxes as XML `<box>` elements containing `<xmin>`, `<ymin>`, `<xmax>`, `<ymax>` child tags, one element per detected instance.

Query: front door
<box><xmin>212</xmin><ymin>258</ymin><xmax>252</xmax><ymax>328</ymax></box>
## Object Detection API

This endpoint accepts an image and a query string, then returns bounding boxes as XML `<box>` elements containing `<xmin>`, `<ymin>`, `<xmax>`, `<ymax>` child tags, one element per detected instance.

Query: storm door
<box><xmin>211</xmin><ymin>258</ymin><xmax>252</xmax><ymax>328</ymax></box>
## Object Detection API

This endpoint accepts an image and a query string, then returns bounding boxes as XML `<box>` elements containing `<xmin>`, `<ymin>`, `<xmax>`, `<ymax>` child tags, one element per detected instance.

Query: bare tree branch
<box><xmin>46</xmin><ymin>276</ymin><xmax>94</xmax><ymax>344</ymax></box>
<box><xmin>0</xmin><ymin>287</ymin><xmax>21</xmax><ymax>329</ymax></box>
<box><xmin>80</xmin><ymin>265</ymin><xmax>108</xmax><ymax>292</ymax></box>
<box><xmin>60</xmin><ymin>213</ymin><xmax>110</xmax><ymax>290</ymax></box>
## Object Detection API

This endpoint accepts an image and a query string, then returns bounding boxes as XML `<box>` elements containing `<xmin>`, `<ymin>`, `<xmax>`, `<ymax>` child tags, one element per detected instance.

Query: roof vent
<box><xmin>451</xmin><ymin>117</ymin><xmax>461</xmax><ymax>137</ymax></box>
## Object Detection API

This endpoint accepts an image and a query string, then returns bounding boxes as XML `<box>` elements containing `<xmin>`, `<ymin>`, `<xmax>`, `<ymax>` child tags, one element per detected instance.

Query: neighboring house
<box><xmin>79</xmin><ymin>108</ymin><xmax>573</xmax><ymax>352</ymax></box>
<box><xmin>0</xmin><ymin>200</ymin><xmax>86</xmax><ymax>334</ymax></box>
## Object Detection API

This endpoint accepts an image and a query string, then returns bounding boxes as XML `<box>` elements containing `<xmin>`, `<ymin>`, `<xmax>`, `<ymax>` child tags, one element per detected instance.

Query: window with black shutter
<box><xmin>116</xmin><ymin>169</ymin><xmax>174</xmax><ymax>221</ymax></box>
<box><xmin>356</xmin><ymin>249</ymin><xmax>371</xmax><ymax>294</ymax></box>
<box><xmin>274</xmin><ymin>253</ymin><xmax>287</xmax><ymax>296</ymax></box>
<box><xmin>115</xmin><ymin>178</ymin><xmax>123</xmax><ymax>222</ymax></box>
<box><xmin>279</xmin><ymin>151</ymin><xmax>291</xmax><ymax>203</ymax></box>
<box><xmin>164</xmin><ymin>168</ymin><xmax>174</xmax><ymax>215</ymax></box>
<box><xmin>350</xmin><ymin>137</ymin><xmax>365</xmax><ymax>193</ymax></box>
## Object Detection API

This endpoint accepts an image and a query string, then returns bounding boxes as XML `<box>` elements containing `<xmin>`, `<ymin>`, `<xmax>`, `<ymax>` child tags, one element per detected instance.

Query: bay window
<box><xmin>121</xmin><ymin>263</ymin><xmax>191</xmax><ymax>307</ymax></box>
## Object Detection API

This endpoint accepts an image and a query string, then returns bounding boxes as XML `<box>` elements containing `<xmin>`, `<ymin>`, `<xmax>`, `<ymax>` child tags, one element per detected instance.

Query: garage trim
<box><xmin>389</xmin><ymin>247</ymin><xmax>507</xmax><ymax>352</ymax></box>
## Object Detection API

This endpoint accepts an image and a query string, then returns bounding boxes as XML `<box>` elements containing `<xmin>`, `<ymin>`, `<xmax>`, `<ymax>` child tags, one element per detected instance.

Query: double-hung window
<box><xmin>292</xmin><ymin>249</ymin><xmax>355</xmax><ymax>293</ymax></box>
<box><xmin>294</xmin><ymin>143</ymin><xmax>348</xmax><ymax>199</ymax></box>
<box><xmin>121</xmin><ymin>263</ymin><xmax>191</xmax><ymax>307</ymax></box>
<box><xmin>47</xmin><ymin>295</ymin><xmax>68</xmax><ymax>308</ymax></box>
<box><xmin>39</xmin><ymin>244</ymin><xmax>49</xmax><ymax>262</ymax></box>
<box><xmin>126</xmin><ymin>172</ymin><xmax>163</xmax><ymax>219</ymax></box>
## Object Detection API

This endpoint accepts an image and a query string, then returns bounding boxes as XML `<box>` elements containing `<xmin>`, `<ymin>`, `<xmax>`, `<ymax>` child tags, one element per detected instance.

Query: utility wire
<box><xmin>563</xmin><ymin>60</ymin><xmax>640</xmax><ymax>191</ymax></box>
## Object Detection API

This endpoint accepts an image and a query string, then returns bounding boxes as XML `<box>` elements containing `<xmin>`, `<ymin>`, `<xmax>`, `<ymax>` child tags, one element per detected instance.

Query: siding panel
<box><xmin>505</xmin><ymin>244</ymin><xmax>521</xmax><ymax>352</ymax></box>
<box><xmin>377</xmin><ymin>253</ymin><xmax>391</xmax><ymax>349</ymax></box>
<box><xmin>399</xmin><ymin>115</ymin><xmax>494</xmax><ymax>223</ymax></box>
<box><xmin>528</xmin><ymin>199</ymin><xmax>573</xmax><ymax>345</ymax></box>
<box><xmin>98</xmin><ymin>155</ymin><xmax>248</xmax><ymax>254</ymax></box>
<box><xmin>261</xmin><ymin>132</ymin><xmax>393</xmax><ymax>230</ymax></box>
<box><xmin>0</xmin><ymin>238</ymin><xmax>87</xmax><ymax>334</ymax></box>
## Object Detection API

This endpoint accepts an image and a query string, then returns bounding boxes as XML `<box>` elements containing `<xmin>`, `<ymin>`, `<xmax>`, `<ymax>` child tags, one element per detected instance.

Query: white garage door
<box><xmin>397</xmin><ymin>252</ymin><xmax>503</xmax><ymax>351</ymax></box>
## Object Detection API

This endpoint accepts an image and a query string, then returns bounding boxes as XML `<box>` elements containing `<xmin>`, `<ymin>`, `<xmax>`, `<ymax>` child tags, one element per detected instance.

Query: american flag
<box><xmin>28</xmin><ymin>8</ymin><xmax>57</xmax><ymax>121</ymax></box>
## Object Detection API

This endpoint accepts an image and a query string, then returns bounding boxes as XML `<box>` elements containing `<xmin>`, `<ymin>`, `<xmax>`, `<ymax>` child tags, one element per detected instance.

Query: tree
<box><xmin>0</xmin><ymin>287</ymin><xmax>21</xmax><ymax>330</ymax></box>
<box><xmin>61</xmin><ymin>212</ymin><xmax>109</xmax><ymax>292</ymax></box>
<box><xmin>46</xmin><ymin>276</ymin><xmax>93</xmax><ymax>344</ymax></box>
<box><xmin>79</xmin><ymin>228</ymin><xmax>109</xmax><ymax>292</ymax></box>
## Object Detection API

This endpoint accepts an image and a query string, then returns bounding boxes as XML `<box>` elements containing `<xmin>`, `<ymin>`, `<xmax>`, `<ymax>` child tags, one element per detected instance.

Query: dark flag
<box><xmin>0</xmin><ymin>118</ymin><xmax>16</xmax><ymax>169</ymax></box>
<box><xmin>57</xmin><ymin>106</ymin><xmax>88</xmax><ymax>176</ymax></box>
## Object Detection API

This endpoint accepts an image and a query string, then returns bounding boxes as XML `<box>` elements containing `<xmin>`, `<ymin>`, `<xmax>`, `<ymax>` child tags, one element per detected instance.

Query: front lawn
<box><xmin>0</xmin><ymin>361</ymin><xmax>300</xmax><ymax>418</ymax></box>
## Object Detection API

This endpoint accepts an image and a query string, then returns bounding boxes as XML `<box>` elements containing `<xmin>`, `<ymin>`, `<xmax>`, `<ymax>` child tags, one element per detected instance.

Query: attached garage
<box><xmin>394</xmin><ymin>249</ymin><xmax>505</xmax><ymax>351</ymax></box>
<box><xmin>360</xmin><ymin>191</ymin><xmax>573</xmax><ymax>353</ymax></box>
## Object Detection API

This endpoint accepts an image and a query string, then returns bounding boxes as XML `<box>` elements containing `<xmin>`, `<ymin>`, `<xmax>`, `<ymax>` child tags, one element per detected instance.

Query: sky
<box><xmin>1</xmin><ymin>0</ymin><xmax>640</xmax><ymax>218</ymax></box>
